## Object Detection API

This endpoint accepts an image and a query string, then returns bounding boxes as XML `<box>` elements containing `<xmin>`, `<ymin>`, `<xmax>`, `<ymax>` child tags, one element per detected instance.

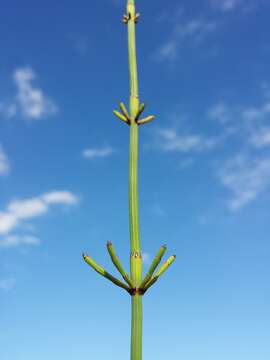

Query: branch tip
<box><xmin>113</xmin><ymin>109</ymin><xmax>130</xmax><ymax>124</ymax></box>
<box><xmin>118</xmin><ymin>102</ymin><xmax>130</xmax><ymax>120</ymax></box>
<box><xmin>106</xmin><ymin>242</ymin><xmax>134</xmax><ymax>288</ymax></box>
<box><xmin>139</xmin><ymin>244</ymin><xmax>167</xmax><ymax>289</ymax></box>
<box><xmin>82</xmin><ymin>251</ymin><xmax>131</xmax><ymax>293</ymax></box>
<box><xmin>137</xmin><ymin>115</ymin><xmax>155</xmax><ymax>125</ymax></box>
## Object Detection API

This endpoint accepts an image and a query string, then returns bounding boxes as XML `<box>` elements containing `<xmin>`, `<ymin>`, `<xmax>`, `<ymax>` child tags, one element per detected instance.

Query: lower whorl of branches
<box><xmin>83</xmin><ymin>243</ymin><xmax>175</xmax><ymax>296</ymax></box>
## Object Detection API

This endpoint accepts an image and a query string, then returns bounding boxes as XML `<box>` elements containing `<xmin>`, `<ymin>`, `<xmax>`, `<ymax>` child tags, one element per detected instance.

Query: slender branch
<box><xmin>137</xmin><ymin>115</ymin><xmax>155</xmax><ymax>125</ymax></box>
<box><xmin>82</xmin><ymin>253</ymin><xmax>131</xmax><ymax>293</ymax></box>
<box><xmin>107</xmin><ymin>242</ymin><xmax>134</xmax><ymax>288</ymax></box>
<box><xmin>113</xmin><ymin>110</ymin><xmax>130</xmax><ymax>124</ymax></box>
<box><xmin>139</xmin><ymin>245</ymin><xmax>167</xmax><ymax>289</ymax></box>
<box><xmin>135</xmin><ymin>103</ymin><xmax>146</xmax><ymax>120</ymax></box>
<box><xmin>142</xmin><ymin>255</ymin><xmax>176</xmax><ymax>293</ymax></box>
<box><xmin>119</xmin><ymin>102</ymin><xmax>131</xmax><ymax>120</ymax></box>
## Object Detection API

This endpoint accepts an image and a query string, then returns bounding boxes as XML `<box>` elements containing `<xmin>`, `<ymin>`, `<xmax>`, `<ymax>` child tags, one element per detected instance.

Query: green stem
<box><xmin>126</xmin><ymin>1</ymin><xmax>143</xmax><ymax>360</ymax></box>
<box><xmin>131</xmin><ymin>294</ymin><xmax>142</xmax><ymax>360</ymax></box>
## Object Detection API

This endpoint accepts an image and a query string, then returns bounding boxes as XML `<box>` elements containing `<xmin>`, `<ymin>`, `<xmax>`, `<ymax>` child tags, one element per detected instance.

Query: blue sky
<box><xmin>1</xmin><ymin>0</ymin><xmax>270</xmax><ymax>359</ymax></box>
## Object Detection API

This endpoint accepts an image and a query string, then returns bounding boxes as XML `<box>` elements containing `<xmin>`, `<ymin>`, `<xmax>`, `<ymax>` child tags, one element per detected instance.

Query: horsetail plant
<box><xmin>82</xmin><ymin>1</ymin><xmax>176</xmax><ymax>359</ymax></box>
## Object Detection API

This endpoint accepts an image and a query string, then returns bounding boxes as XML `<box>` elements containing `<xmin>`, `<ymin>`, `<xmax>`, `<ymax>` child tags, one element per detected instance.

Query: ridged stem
<box><xmin>126</xmin><ymin>1</ymin><xmax>143</xmax><ymax>360</ymax></box>
<box><xmin>131</xmin><ymin>294</ymin><xmax>142</xmax><ymax>360</ymax></box>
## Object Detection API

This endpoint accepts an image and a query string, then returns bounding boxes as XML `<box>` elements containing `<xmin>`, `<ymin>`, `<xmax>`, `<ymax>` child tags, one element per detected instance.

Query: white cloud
<box><xmin>13</xmin><ymin>67</ymin><xmax>58</xmax><ymax>120</ymax></box>
<box><xmin>154</xmin><ymin>128</ymin><xmax>218</xmax><ymax>153</ymax></box>
<box><xmin>0</xmin><ymin>145</ymin><xmax>10</xmax><ymax>175</ymax></box>
<box><xmin>218</xmin><ymin>154</ymin><xmax>270</xmax><ymax>210</ymax></box>
<box><xmin>82</xmin><ymin>146</ymin><xmax>115</xmax><ymax>159</ymax></box>
<box><xmin>42</xmin><ymin>191</ymin><xmax>79</xmax><ymax>205</ymax></box>
<box><xmin>8</xmin><ymin>198</ymin><xmax>47</xmax><ymax>219</ymax></box>
<box><xmin>0</xmin><ymin>67</ymin><xmax>57</xmax><ymax>121</ymax></box>
<box><xmin>250</xmin><ymin>127</ymin><xmax>270</xmax><ymax>148</ymax></box>
<box><xmin>0</xmin><ymin>235</ymin><xmax>40</xmax><ymax>248</ymax></box>
<box><xmin>156</xmin><ymin>19</ymin><xmax>217</xmax><ymax>62</ymax></box>
<box><xmin>241</xmin><ymin>101</ymin><xmax>270</xmax><ymax>121</ymax></box>
<box><xmin>0</xmin><ymin>278</ymin><xmax>16</xmax><ymax>292</ymax></box>
<box><xmin>0</xmin><ymin>213</ymin><xmax>17</xmax><ymax>234</ymax></box>
<box><xmin>208</xmin><ymin>102</ymin><xmax>231</xmax><ymax>123</ymax></box>
<box><xmin>208</xmin><ymin>98</ymin><xmax>270</xmax><ymax>140</ymax></box>
<box><xmin>0</xmin><ymin>190</ymin><xmax>79</xmax><ymax>235</ymax></box>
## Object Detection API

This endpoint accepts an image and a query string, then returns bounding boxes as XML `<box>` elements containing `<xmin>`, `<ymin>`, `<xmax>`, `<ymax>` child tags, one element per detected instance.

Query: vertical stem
<box><xmin>126</xmin><ymin>1</ymin><xmax>142</xmax><ymax>360</ymax></box>
<box><xmin>131</xmin><ymin>294</ymin><xmax>142</xmax><ymax>360</ymax></box>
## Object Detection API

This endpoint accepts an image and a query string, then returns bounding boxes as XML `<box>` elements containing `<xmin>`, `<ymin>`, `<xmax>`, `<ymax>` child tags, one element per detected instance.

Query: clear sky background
<box><xmin>1</xmin><ymin>0</ymin><xmax>270</xmax><ymax>359</ymax></box>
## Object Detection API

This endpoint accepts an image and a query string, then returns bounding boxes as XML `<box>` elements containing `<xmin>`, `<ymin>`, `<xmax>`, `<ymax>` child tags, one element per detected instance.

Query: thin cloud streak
<box><xmin>0</xmin><ymin>145</ymin><xmax>10</xmax><ymax>175</ymax></box>
<box><xmin>0</xmin><ymin>235</ymin><xmax>40</xmax><ymax>248</ymax></box>
<box><xmin>153</xmin><ymin>128</ymin><xmax>219</xmax><ymax>153</ymax></box>
<box><xmin>156</xmin><ymin>18</ymin><xmax>217</xmax><ymax>62</ymax></box>
<box><xmin>82</xmin><ymin>146</ymin><xmax>115</xmax><ymax>159</ymax></box>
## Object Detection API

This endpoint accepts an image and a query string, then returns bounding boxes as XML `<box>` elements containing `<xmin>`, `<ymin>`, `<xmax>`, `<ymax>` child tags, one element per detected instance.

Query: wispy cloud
<box><xmin>0</xmin><ymin>67</ymin><xmax>58</xmax><ymax>121</ymax></box>
<box><xmin>153</xmin><ymin>91</ymin><xmax>270</xmax><ymax>211</ymax></box>
<box><xmin>0</xmin><ymin>235</ymin><xmax>40</xmax><ymax>248</ymax></box>
<box><xmin>14</xmin><ymin>68</ymin><xmax>58</xmax><ymax>120</ymax></box>
<box><xmin>82</xmin><ymin>146</ymin><xmax>115</xmax><ymax>159</ymax></box>
<box><xmin>208</xmin><ymin>97</ymin><xmax>270</xmax><ymax>139</ymax></box>
<box><xmin>208</xmin><ymin>102</ymin><xmax>232</xmax><ymax>124</ymax></box>
<box><xmin>0</xmin><ymin>278</ymin><xmax>16</xmax><ymax>292</ymax></box>
<box><xmin>0</xmin><ymin>145</ymin><xmax>10</xmax><ymax>175</ymax></box>
<box><xmin>210</xmin><ymin>0</ymin><xmax>259</xmax><ymax>13</ymax></box>
<box><xmin>210</xmin><ymin>0</ymin><xmax>243</xmax><ymax>12</ymax></box>
<box><xmin>250</xmin><ymin>127</ymin><xmax>270</xmax><ymax>148</ymax></box>
<box><xmin>241</xmin><ymin>101</ymin><xmax>270</xmax><ymax>121</ymax></box>
<box><xmin>153</xmin><ymin>128</ymin><xmax>219</xmax><ymax>153</ymax></box>
<box><xmin>0</xmin><ymin>190</ymin><xmax>79</xmax><ymax>236</ymax></box>
<box><xmin>208</xmin><ymin>95</ymin><xmax>270</xmax><ymax>209</ymax></box>
<box><xmin>218</xmin><ymin>154</ymin><xmax>270</xmax><ymax>210</ymax></box>
<box><xmin>156</xmin><ymin>18</ymin><xmax>217</xmax><ymax>62</ymax></box>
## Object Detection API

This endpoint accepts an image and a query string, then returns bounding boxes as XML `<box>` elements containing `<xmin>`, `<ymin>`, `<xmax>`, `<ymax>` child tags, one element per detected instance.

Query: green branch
<box><xmin>106</xmin><ymin>241</ymin><xmax>134</xmax><ymax>288</ymax></box>
<box><xmin>139</xmin><ymin>245</ymin><xmax>167</xmax><ymax>289</ymax></box>
<box><xmin>142</xmin><ymin>255</ymin><xmax>176</xmax><ymax>293</ymax></box>
<box><xmin>82</xmin><ymin>254</ymin><xmax>131</xmax><ymax>293</ymax></box>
